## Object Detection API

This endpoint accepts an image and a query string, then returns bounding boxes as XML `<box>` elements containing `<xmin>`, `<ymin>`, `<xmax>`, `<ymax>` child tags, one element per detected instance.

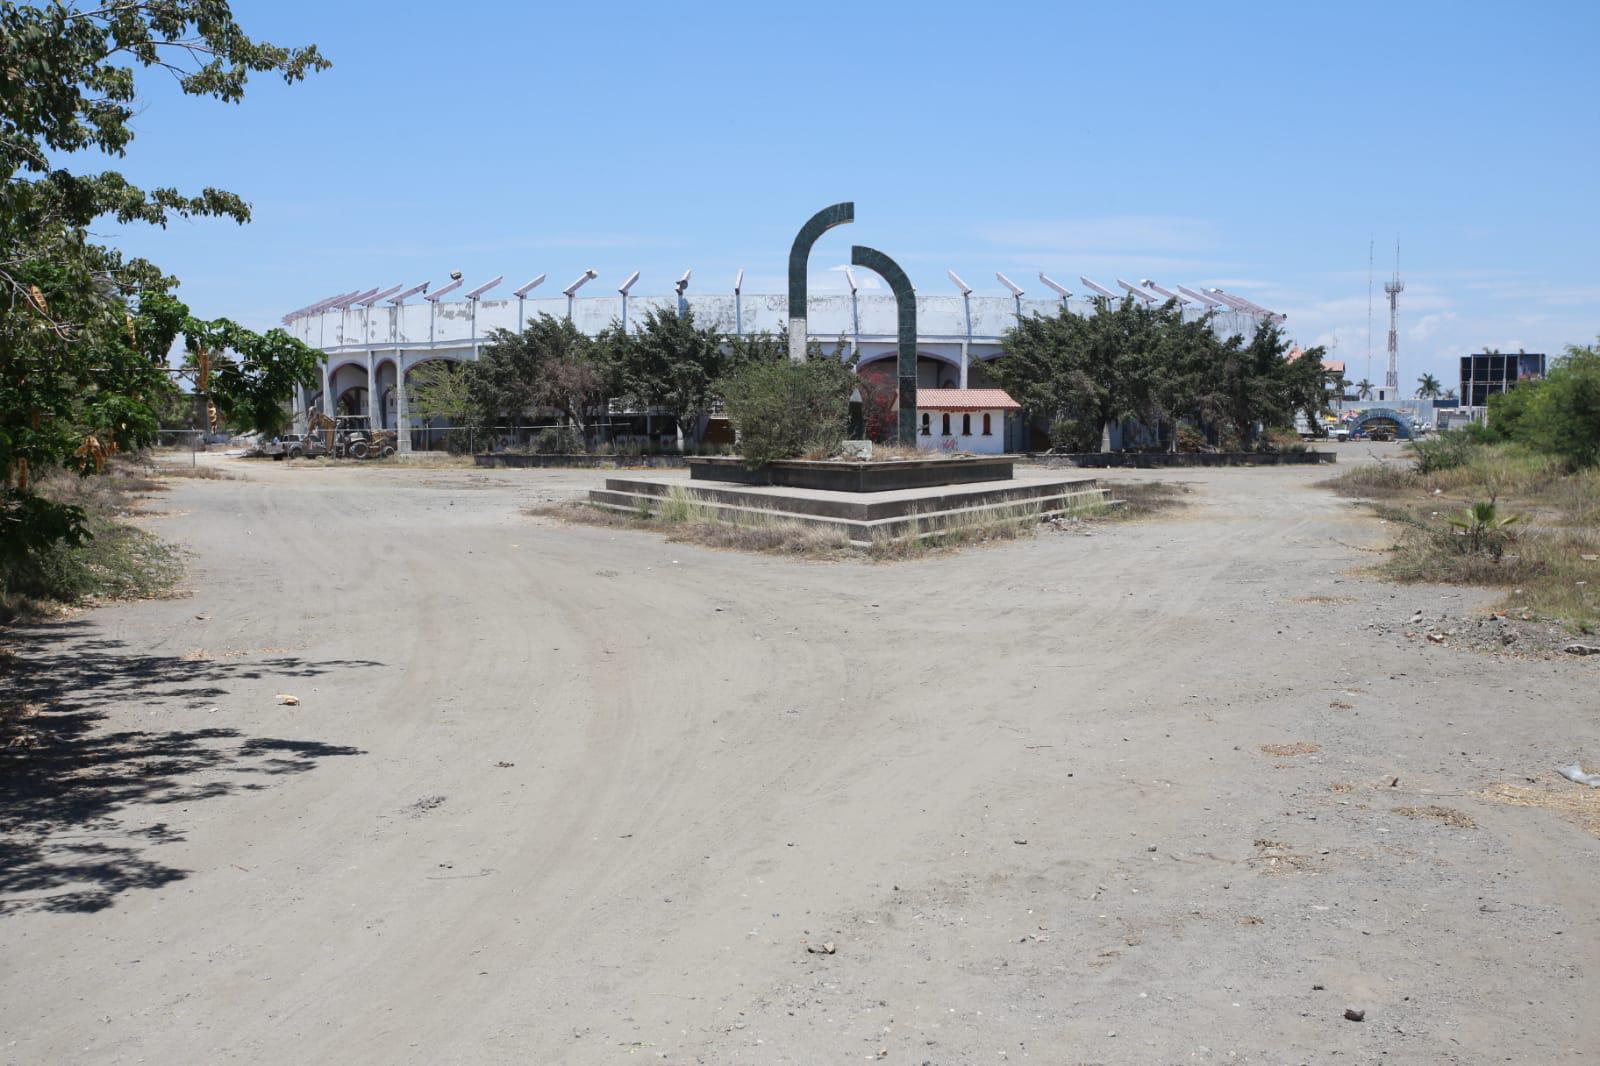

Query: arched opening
<box><xmin>982</xmin><ymin>412</ymin><xmax>992</xmax><ymax>436</ymax></box>
<box><xmin>961</xmin><ymin>413</ymin><xmax>972</xmax><ymax>436</ymax></box>
<box><xmin>920</xmin><ymin>412</ymin><xmax>931</xmax><ymax>436</ymax></box>
<box><xmin>336</xmin><ymin>386</ymin><xmax>369</xmax><ymax>419</ymax></box>
<box><xmin>941</xmin><ymin>412</ymin><xmax>951</xmax><ymax>436</ymax></box>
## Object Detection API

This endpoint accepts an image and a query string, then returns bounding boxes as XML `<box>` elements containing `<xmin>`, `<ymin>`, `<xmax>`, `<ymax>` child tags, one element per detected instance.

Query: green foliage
<box><xmin>718</xmin><ymin>358</ymin><xmax>855</xmax><ymax>468</ymax></box>
<box><xmin>1483</xmin><ymin>342</ymin><xmax>1600</xmax><ymax>468</ymax></box>
<box><xmin>472</xmin><ymin>314</ymin><xmax>616</xmax><ymax>439</ymax></box>
<box><xmin>1416</xmin><ymin>373</ymin><xmax>1442</xmax><ymax>399</ymax></box>
<box><xmin>624</xmin><ymin>307</ymin><xmax>729</xmax><ymax>447</ymax></box>
<box><xmin>532</xmin><ymin>426</ymin><xmax>584</xmax><ymax>454</ymax></box>
<box><xmin>1445</xmin><ymin>498</ymin><xmax>1520</xmax><ymax>558</ymax></box>
<box><xmin>407</xmin><ymin>359</ymin><xmax>480</xmax><ymax>425</ymax></box>
<box><xmin>1407</xmin><ymin>429</ymin><xmax>1479</xmax><ymax>474</ymax></box>
<box><xmin>1</xmin><ymin>1</ymin><xmax>325</xmax><ymax>556</ymax></box>
<box><xmin>987</xmin><ymin>298</ymin><xmax>1333</xmax><ymax>451</ymax></box>
<box><xmin>182</xmin><ymin>316</ymin><xmax>319</xmax><ymax>434</ymax></box>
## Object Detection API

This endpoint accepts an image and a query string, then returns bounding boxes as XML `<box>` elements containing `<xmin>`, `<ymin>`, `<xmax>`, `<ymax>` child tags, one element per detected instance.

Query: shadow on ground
<box><xmin>1</xmin><ymin>621</ymin><xmax>376</xmax><ymax>915</ymax></box>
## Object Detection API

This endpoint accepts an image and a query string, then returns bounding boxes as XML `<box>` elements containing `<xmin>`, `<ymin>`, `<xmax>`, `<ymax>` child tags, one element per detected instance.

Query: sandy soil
<box><xmin>3</xmin><ymin>447</ymin><xmax>1597</xmax><ymax>1064</ymax></box>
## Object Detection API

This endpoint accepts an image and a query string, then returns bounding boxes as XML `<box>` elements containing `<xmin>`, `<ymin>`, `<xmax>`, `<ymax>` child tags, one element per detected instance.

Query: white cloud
<box><xmin>1410</xmin><ymin>311</ymin><xmax>1457</xmax><ymax>341</ymax></box>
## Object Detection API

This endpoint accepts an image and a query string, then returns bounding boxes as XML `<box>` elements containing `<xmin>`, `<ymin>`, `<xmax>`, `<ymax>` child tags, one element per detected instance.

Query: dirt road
<box><xmin>3</xmin><ymin>452</ymin><xmax>1596</xmax><ymax>1064</ymax></box>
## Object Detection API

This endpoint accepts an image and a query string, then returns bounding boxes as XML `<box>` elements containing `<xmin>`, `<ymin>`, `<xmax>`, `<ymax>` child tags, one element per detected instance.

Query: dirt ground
<box><xmin>3</xmin><ymin>445</ymin><xmax>1597</xmax><ymax>1064</ymax></box>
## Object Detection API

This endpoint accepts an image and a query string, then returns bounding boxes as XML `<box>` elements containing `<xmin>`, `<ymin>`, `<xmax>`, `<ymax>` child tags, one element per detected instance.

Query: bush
<box><xmin>718</xmin><ymin>359</ymin><xmax>854</xmax><ymax>468</ymax></box>
<box><xmin>1407</xmin><ymin>429</ymin><xmax>1478</xmax><ymax>474</ymax></box>
<box><xmin>531</xmin><ymin>425</ymin><xmax>584</xmax><ymax>454</ymax></box>
<box><xmin>1174</xmin><ymin>423</ymin><xmax>1207</xmax><ymax>453</ymax></box>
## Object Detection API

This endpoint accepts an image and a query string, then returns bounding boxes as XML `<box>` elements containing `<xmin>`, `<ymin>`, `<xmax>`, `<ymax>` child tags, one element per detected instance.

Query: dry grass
<box><xmin>1260</xmin><ymin>741</ymin><xmax>1321</xmax><ymax>757</ymax></box>
<box><xmin>538</xmin><ymin>488</ymin><xmax>1050</xmax><ymax>562</ymax></box>
<box><xmin>1328</xmin><ymin>443</ymin><xmax>1600</xmax><ymax>629</ymax></box>
<box><xmin>1482</xmin><ymin>779</ymin><xmax>1600</xmax><ymax>838</ymax></box>
<box><xmin>1103</xmin><ymin>480</ymin><xmax>1190</xmax><ymax>519</ymax></box>
<box><xmin>537</xmin><ymin>497</ymin><xmax>856</xmax><ymax>560</ymax></box>
<box><xmin>1392</xmin><ymin>804</ymin><xmax>1476</xmax><ymax>829</ymax></box>
<box><xmin>2</xmin><ymin>463</ymin><xmax>186</xmax><ymax>623</ymax></box>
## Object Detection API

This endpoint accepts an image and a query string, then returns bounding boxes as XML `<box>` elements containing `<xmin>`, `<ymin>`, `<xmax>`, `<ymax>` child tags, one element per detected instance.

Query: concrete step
<box><xmin>587</xmin><ymin>483</ymin><xmax>1119</xmax><ymax>546</ymax></box>
<box><xmin>602</xmin><ymin>475</ymin><xmax>1105</xmax><ymax>522</ymax></box>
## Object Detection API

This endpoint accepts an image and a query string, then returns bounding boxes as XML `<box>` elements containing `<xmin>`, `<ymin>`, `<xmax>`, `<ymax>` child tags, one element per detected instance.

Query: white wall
<box><xmin>292</xmin><ymin>291</ymin><xmax>1262</xmax><ymax>358</ymax></box>
<box><xmin>914</xmin><ymin>408</ymin><xmax>1008</xmax><ymax>455</ymax></box>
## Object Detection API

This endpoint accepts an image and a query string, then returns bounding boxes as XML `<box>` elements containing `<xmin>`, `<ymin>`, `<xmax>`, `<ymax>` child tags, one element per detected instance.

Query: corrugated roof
<box><xmin>915</xmin><ymin>388</ymin><xmax>1021</xmax><ymax>411</ymax></box>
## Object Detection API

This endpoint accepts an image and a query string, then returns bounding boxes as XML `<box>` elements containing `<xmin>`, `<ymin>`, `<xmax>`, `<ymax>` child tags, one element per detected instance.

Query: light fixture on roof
<box><xmin>950</xmin><ymin>272</ymin><xmax>974</xmax><ymax>387</ymax></box>
<box><xmin>464</xmin><ymin>276</ymin><xmax>504</xmax><ymax>359</ymax></box>
<box><xmin>1039</xmin><ymin>273</ymin><xmax>1072</xmax><ymax>302</ymax></box>
<box><xmin>996</xmin><ymin>272</ymin><xmax>1025</xmax><ymax>325</ymax></box>
<box><xmin>464</xmin><ymin>275</ymin><xmax>504</xmax><ymax>302</ymax></box>
<box><xmin>359</xmin><ymin>285</ymin><xmax>405</xmax><ymax>348</ymax></box>
<box><xmin>424</xmin><ymin>278</ymin><xmax>464</xmax><ymax>302</ymax></box>
<box><xmin>1080</xmin><ymin>276</ymin><xmax>1120</xmax><ymax>301</ymax></box>
<box><xmin>1116</xmin><ymin>279</ymin><xmax>1158</xmax><ymax>305</ymax></box>
<box><xmin>675</xmin><ymin>269</ymin><xmax>692</xmax><ymax>317</ymax></box>
<box><xmin>563</xmin><ymin>269</ymin><xmax>598</xmax><ymax>320</ymax></box>
<box><xmin>1176</xmin><ymin>285</ymin><xmax>1223</xmax><ymax>309</ymax></box>
<box><xmin>1140</xmin><ymin>279</ymin><xmax>1186</xmax><ymax>305</ymax></box>
<box><xmin>618</xmin><ymin>270</ymin><xmax>640</xmax><ymax>331</ymax></box>
<box><xmin>423</xmin><ymin>277</ymin><xmax>463</xmax><ymax>345</ymax></box>
<box><xmin>733</xmin><ymin>269</ymin><xmax>745</xmax><ymax>336</ymax></box>
<box><xmin>389</xmin><ymin>281</ymin><xmax>429</xmax><ymax>305</ymax></box>
<box><xmin>514</xmin><ymin>274</ymin><xmax>546</xmax><ymax>331</ymax></box>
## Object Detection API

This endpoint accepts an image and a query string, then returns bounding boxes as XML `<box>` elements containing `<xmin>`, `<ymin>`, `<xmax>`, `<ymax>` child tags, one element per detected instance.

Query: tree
<box><xmin>1355</xmin><ymin>379</ymin><xmax>1375</xmax><ymax>400</ymax></box>
<box><xmin>471</xmin><ymin>314</ymin><xmax>617</xmax><ymax>440</ymax></box>
<box><xmin>1</xmin><ymin>2</ymin><xmax>326</xmax><ymax>551</ymax></box>
<box><xmin>1504</xmin><ymin>341</ymin><xmax>1600</xmax><ymax>468</ymax></box>
<box><xmin>182</xmin><ymin>316</ymin><xmax>320</xmax><ymax>435</ymax></box>
<box><xmin>625</xmin><ymin>306</ymin><xmax>727</xmax><ymax>448</ymax></box>
<box><xmin>1417</xmin><ymin>373</ymin><xmax>1442</xmax><ymax>399</ymax></box>
<box><xmin>407</xmin><ymin>359</ymin><xmax>479</xmax><ymax>423</ymax></box>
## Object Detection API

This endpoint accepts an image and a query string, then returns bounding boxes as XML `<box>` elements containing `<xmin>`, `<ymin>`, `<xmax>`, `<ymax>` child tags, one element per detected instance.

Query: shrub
<box><xmin>718</xmin><ymin>359</ymin><xmax>854</xmax><ymax>468</ymax></box>
<box><xmin>532</xmin><ymin>425</ymin><xmax>584</xmax><ymax>454</ymax></box>
<box><xmin>1174</xmin><ymin>423</ymin><xmax>1207</xmax><ymax>453</ymax></box>
<box><xmin>1407</xmin><ymin>429</ymin><xmax>1478</xmax><ymax>474</ymax></box>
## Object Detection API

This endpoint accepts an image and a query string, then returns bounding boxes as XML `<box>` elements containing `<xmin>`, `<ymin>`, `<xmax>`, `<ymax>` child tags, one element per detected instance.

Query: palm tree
<box><xmin>1355</xmin><ymin>379</ymin><xmax>1374</xmax><ymax>400</ymax></box>
<box><xmin>1416</xmin><ymin>372</ymin><xmax>1441</xmax><ymax>399</ymax></box>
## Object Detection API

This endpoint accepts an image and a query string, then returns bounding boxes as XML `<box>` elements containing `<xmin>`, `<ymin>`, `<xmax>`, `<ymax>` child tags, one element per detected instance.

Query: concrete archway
<box><xmin>1351</xmin><ymin>408</ymin><xmax>1413</xmax><ymax>440</ymax></box>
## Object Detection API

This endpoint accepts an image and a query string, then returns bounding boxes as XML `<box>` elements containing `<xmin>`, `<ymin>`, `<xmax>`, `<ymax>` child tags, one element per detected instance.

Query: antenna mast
<box><xmin>1383</xmin><ymin>240</ymin><xmax>1403</xmax><ymax>394</ymax></box>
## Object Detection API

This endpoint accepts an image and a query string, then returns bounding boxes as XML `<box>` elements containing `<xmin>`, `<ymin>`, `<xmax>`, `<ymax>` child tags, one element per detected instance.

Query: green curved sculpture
<box><xmin>850</xmin><ymin>244</ymin><xmax>918</xmax><ymax>443</ymax></box>
<box><xmin>787</xmin><ymin>202</ymin><xmax>854</xmax><ymax>361</ymax></box>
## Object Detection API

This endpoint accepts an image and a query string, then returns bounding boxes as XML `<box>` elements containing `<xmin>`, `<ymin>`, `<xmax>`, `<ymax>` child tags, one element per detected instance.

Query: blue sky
<box><xmin>101</xmin><ymin>0</ymin><xmax>1600</xmax><ymax>388</ymax></box>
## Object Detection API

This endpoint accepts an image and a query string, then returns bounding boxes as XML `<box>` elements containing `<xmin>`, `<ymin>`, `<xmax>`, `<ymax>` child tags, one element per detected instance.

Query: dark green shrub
<box><xmin>532</xmin><ymin>426</ymin><xmax>585</xmax><ymax>454</ymax></box>
<box><xmin>719</xmin><ymin>359</ymin><xmax>854</xmax><ymax>468</ymax></box>
<box><xmin>1408</xmin><ymin>429</ymin><xmax>1478</xmax><ymax>474</ymax></box>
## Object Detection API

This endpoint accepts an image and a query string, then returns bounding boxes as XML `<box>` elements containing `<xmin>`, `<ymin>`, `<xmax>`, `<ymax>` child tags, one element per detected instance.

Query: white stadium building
<box><xmin>283</xmin><ymin>273</ymin><xmax>1279</xmax><ymax>451</ymax></box>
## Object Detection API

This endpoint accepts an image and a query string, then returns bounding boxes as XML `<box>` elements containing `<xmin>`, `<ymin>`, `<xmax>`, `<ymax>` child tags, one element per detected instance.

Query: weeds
<box><xmin>1</xmin><ymin>462</ymin><xmax>186</xmax><ymax>622</ymax></box>
<box><xmin>1331</xmin><ymin>441</ymin><xmax>1599</xmax><ymax>627</ymax></box>
<box><xmin>1104</xmin><ymin>480</ymin><xmax>1189</xmax><ymax>519</ymax></box>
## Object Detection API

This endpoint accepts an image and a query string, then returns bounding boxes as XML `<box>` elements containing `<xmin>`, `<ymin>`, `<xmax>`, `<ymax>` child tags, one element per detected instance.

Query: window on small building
<box><xmin>941</xmin><ymin>412</ymin><xmax>951</xmax><ymax>435</ymax></box>
<box><xmin>982</xmin><ymin>412</ymin><xmax>992</xmax><ymax>435</ymax></box>
<box><xmin>920</xmin><ymin>412</ymin><xmax>931</xmax><ymax>436</ymax></box>
<box><xmin>961</xmin><ymin>413</ymin><xmax>972</xmax><ymax>435</ymax></box>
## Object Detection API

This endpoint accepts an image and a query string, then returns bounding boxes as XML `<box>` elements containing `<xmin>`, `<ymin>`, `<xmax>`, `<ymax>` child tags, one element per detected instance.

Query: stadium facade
<box><xmin>283</xmin><ymin>279</ymin><xmax>1277</xmax><ymax>450</ymax></box>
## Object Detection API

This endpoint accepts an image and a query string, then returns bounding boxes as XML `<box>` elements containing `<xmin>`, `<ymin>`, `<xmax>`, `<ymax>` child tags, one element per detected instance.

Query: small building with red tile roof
<box><xmin>914</xmin><ymin>389</ymin><xmax>1021</xmax><ymax>454</ymax></box>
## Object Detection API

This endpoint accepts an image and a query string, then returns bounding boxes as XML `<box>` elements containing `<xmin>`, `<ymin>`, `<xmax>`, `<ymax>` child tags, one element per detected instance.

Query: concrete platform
<box><xmin>588</xmin><ymin>474</ymin><xmax>1116</xmax><ymax>545</ymax></box>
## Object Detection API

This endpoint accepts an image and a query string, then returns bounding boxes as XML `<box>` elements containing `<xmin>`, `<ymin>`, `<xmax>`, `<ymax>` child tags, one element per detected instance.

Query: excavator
<box><xmin>272</xmin><ymin>411</ymin><xmax>396</xmax><ymax>460</ymax></box>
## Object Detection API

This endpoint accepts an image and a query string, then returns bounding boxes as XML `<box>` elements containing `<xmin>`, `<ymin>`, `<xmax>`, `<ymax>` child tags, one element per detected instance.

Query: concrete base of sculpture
<box><xmin>686</xmin><ymin>455</ymin><xmax>1015</xmax><ymax>492</ymax></box>
<box><xmin>587</xmin><ymin>472</ymin><xmax>1114</xmax><ymax>546</ymax></box>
